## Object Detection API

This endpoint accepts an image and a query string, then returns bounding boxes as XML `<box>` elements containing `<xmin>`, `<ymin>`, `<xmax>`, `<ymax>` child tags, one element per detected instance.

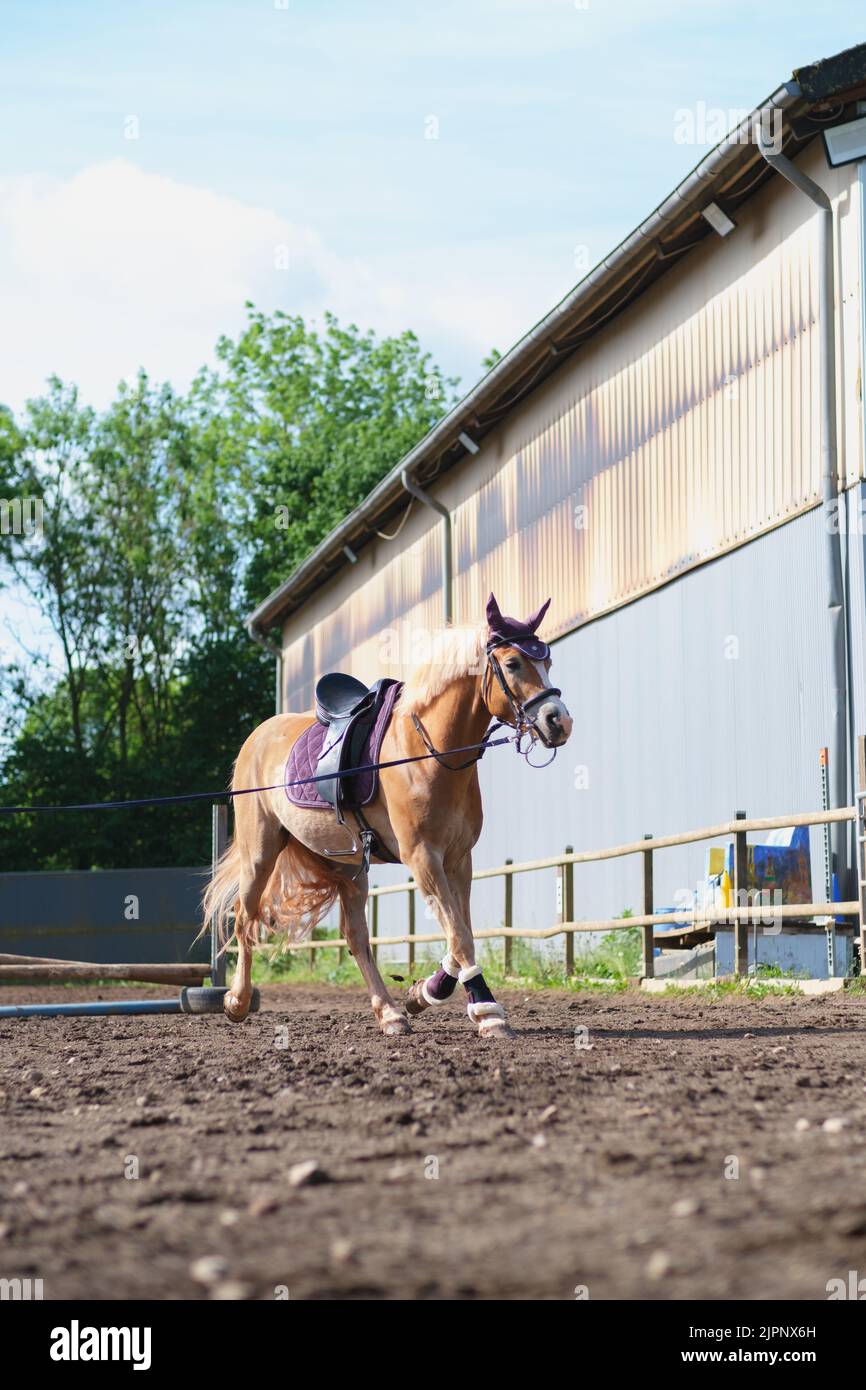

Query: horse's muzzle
<box><xmin>536</xmin><ymin>699</ymin><xmax>573</xmax><ymax>747</ymax></box>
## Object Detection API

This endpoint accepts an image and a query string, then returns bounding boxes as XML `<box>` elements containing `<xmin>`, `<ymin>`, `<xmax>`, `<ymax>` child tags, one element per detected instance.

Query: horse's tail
<box><xmin>201</xmin><ymin>833</ymin><xmax>342</xmax><ymax>949</ymax></box>
<box><xmin>201</xmin><ymin>839</ymin><xmax>242</xmax><ymax>950</ymax></box>
<box><xmin>255</xmin><ymin>836</ymin><xmax>342</xmax><ymax>944</ymax></box>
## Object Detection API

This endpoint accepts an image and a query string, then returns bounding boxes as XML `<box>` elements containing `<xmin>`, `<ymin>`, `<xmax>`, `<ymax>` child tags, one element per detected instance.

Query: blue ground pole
<box><xmin>0</xmin><ymin>999</ymin><xmax>184</xmax><ymax>1019</ymax></box>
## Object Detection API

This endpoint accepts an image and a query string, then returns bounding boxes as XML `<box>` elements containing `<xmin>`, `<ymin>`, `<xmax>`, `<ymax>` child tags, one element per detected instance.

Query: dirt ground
<box><xmin>1</xmin><ymin>982</ymin><xmax>865</xmax><ymax>1301</ymax></box>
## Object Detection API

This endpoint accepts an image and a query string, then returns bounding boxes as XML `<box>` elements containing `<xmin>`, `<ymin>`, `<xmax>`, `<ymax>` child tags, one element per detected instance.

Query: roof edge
<box><xmin>248</xmin><ymin>42</ymin><xmax>866</xmax><ymax>635</ymax></box>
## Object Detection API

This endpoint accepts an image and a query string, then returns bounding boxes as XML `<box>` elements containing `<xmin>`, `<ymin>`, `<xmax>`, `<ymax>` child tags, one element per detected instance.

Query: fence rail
<box><xmin>247</xmin><ymin>802</ymin><xmax>866</xmax><ymax>980</ymax></box>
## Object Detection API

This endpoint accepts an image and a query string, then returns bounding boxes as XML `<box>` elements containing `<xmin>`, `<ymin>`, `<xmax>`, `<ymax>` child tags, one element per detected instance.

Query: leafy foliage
<box><xmin>0</xmin><ymin>308</ymin><xmax>458</xmax><ymax>868</ymax></box>
<box><xmin>194</xmin><ymin>307</ymin><xmax>458</xmax><ymax>606</ymax></box>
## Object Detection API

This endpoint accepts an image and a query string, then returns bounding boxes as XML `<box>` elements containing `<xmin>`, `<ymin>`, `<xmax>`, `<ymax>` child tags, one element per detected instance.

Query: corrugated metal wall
<box><xmin>0</xmin><ymin>867</ymin><xmax>210</xmax><ymax>964</ymax></box>
<box><xmin>455</xmin><ymin>223</ymin><xmax>825</xmax><ymax>632</ymax></box>
<box><xmin>281</xmin><ymin>143</ymin><xmax>861</xmax><ymax>710</ymax></box>
<box><xmin>368</xmin><ymin>502</ymin><xmax>855</xmax><ymax>956</ymax></box>
<box><xmin>285</xmin><ymin>523</ymin><xmax>444</xmax><ymax>710</ymax></box>
<box><xmin>270</xmin><ymin>145</ymin><xmax>866</xmax><ymax>973</ymax></box>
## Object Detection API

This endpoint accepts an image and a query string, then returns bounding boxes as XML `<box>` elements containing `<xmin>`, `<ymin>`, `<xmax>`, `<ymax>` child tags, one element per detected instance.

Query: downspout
<box><xmin>400</xmin><ymin>470</ymin><xmax>453</xmax><ymax>625</ymax></box>
<box><xmin>757</xmin><ymin>131</ymin><xmax>849</xmax><ymax>894</ymax></box>
<box><xmin>248</xmin><ymin>622</ymin><xmax>283</xmax><ymax>715</ymax></box>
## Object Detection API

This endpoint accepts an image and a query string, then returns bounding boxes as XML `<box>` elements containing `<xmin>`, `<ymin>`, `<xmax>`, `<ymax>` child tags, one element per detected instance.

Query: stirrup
<box><xmin>322</xmin><ymin>824</ymin><xmax>375</xmax><ymax>881</ymax></box>
<box><xmin>322</xmin><ymin>813</ymin><xmax>360</xmax><ymax>859</ymax></box>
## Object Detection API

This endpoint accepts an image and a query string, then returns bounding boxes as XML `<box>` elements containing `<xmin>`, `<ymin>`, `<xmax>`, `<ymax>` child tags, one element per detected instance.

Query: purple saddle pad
<box><xmin>285</xmin><ymin>680</ymin><xmax>403</xmax><ymax>810</ymax></box>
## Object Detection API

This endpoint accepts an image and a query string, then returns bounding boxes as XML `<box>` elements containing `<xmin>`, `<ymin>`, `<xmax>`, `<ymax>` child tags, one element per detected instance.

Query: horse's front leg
<box><xmin>339</xmin><ymin>872</ymin><xmax>411</xmax><ymax>1036</ymax></box>
<box><xmin>404</xmin><ymin>850</ymin><xmax>511</xmax><ymax>1039</ymax></box>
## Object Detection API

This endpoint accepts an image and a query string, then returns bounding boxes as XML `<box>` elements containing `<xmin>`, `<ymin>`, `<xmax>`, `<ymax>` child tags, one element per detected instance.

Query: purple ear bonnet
<box><xmin>486</xmin><ymin>593</ymin><xmax>551</xmax><ymax>660</ymax></box>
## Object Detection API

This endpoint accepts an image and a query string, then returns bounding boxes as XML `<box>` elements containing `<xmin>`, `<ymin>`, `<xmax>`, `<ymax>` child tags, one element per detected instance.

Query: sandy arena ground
<box><xmin>1</xmin><ymin>982</ymin><xmax>865</xmax><ymax>1300</ymax></box>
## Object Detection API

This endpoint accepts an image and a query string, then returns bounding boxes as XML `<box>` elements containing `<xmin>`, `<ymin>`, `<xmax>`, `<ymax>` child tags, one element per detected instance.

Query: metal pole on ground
<box><xmin>407</xmin><ymin>876</ymin><xmax>415</xmax><ymax>972</ymax></box>
<box><xmin>857</xmin><ymin>737</ymin><xmax>866</xmax><ymax>977</ymax></box>
<box><xmin>0</xmin><ymin>999</ymin><xmax>184</xmax><ymax>1019</ymax></box>
<box><xmin>503</xmin><ymin>860</ymin><xmax>513</xmax><ymax>975</ymax></box>
<box><xmin>733</xmin><ymin>811</ymin><xmax>749</xmax><ymax>976</ymax></box>
<box><xmin>563</xmin><ymin>846</ymin><xmax>574</xmax><ymax>976</ymax></box>
<box><xmin>371</xmin><ymin>893</ymin><xmax>379</xmax><ymax>964</ymax></box>
<box><xmin>820</xmin><ymin>747</ymin><xmax>836</xmax><ymax>976</ymax></box>
<box><xmin>642</xmin><ymin>835</ymin><xmax>654</xmax><ymax>980</ymax></box>
<box><xmin>211</xmin><ymin>803</ymin><xmax>228</xmax><ymax>988</ymax></box>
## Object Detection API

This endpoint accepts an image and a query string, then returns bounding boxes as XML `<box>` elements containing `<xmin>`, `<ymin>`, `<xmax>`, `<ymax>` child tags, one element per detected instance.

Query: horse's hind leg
<box><xmin>224</xmin><ymin>809</ymin><xmax>287</xmax><ymax>1023</ymax></box>
<box><xmin>340</xmin><ymin>872</ymin><xmax>410</xmax><ymax>1036</ymax></box>
<box><xmin>224</xmin><ymin>924</ymin><xmax>254</xmax><ymax>1023</ymax></box>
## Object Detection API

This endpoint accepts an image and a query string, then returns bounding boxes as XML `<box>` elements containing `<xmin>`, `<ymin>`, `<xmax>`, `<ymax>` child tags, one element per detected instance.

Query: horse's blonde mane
<box><xmin>396</xmin><ymin>625</ymin><xmax>486</xmax><ymax>716</ymax></box>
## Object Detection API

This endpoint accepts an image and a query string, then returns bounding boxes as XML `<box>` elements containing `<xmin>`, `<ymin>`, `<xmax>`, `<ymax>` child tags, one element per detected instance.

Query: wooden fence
<box><xmin>249</xmin><ymin>803</ymin><xmax>865</xmax><ymax>980</ymax></box>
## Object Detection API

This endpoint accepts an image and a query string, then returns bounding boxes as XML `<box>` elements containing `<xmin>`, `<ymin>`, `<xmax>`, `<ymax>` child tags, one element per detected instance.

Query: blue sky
<box><xmin>2</xmin><ymin>0</ymin><xmax>865</xmax><ymax>419</ymax></box>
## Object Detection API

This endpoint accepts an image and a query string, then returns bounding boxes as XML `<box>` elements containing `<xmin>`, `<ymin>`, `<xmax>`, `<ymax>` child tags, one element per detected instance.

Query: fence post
<box><xmin>642</xmin><ymin>834</ymin><xmax>654</xmax><ymax>980</ymax></box>
<box><xmin>563</xmin><ymin>846</ymin><xmax>575</xmax><ymax>976</ymax></box>
<box><xmin>210</xmin><ymin>803</ymin><xmax>228</xmax><ymax>988</ymax></box>
<box><xmin>733</xmin><ymin>810</ymin><xmax>749</xmax><ymax>977</ymax></box>
<box><xmin>407</xmin><ymin>876</ymin><xmax>415</xmax><ymax>972</ymax></box>
<box><xmin>503</xmin><ymin>860</ymin><xmax>513</xmax><ymax>975</ymax></box>
<box><xmin>370</xmin><ymin>892</ymin><xmax>379</xmax><ymax>966</ymax></box>
<box><xmin>858</xmin><ymin>738</ymin><xmax>866</xmax><ymax>978</ymax></box>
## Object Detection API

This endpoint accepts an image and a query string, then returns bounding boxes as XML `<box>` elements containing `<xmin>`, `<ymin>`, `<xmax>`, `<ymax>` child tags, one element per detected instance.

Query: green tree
<box><xmin>196</xmin><ymin>306</ymin><xmax>459</xmax><ymax>606</ymax></box>
<box><xmin>0</xmin><ymin>374</ymin><xmax>270</xmax><ymax>867</ymax></box>
<box><xmin>0</xmin><ymin>309</ymin><xmax>458</xmax><ymax>869</ymax></box>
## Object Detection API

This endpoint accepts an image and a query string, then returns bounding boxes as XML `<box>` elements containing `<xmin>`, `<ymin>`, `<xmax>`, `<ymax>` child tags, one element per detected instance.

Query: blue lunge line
<box><xmin>0</xmin><ymin>731</ymin><xmax>513</xmax><ymax>814</ymax></box>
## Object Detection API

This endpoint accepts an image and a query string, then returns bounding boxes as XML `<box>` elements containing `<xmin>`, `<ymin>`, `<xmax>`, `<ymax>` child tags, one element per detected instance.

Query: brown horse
<box><xmin>203</xmin><ymin>595</ymin><xmax>572</xmax><ymax>1039</ymax></box>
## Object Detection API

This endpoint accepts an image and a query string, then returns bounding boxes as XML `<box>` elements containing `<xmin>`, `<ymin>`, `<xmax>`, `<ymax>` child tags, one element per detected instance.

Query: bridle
<box><xmin>482</xmin><ymin>638</ymin><xmax>562</xmax><ymax>754</ymax></box>
<box><xmin>409</xmin><ymin>635</ymin><xmax>562</xmax><ymax>776</ymax></box>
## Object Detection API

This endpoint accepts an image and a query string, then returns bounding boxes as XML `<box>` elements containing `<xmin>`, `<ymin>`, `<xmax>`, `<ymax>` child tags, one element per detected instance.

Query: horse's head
<box><xmin>484</xmin><ymin>594</ymin><xmax>573</xmax><ymax>748</ymax></box>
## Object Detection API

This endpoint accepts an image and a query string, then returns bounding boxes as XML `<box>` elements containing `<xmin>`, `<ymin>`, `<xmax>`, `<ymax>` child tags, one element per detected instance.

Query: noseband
<box><xmin>482</xmin><ymin>640</ymin><xmax>562</xmax><ymax>751</ymax></box>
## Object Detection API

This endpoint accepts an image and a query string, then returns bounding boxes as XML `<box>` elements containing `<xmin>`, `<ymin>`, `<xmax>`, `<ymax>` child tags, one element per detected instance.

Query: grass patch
<box><xmin>251</xmin><ymin>930</ymin><xmax>359</xmax><ymax>988</ymax></box>
<box><xmin>659</xmin><ymin>960</ymin><xmax>810</xmax><ymax>999</ymax></box>
<box><xmin>247</xmin><ymin>924</ymin><xmax>641</xmax><ymax>994</ymax></box>
<box><xmin>242</xmin><ymin>927</ymin><xmax>859</xmax><ymax>999</ymax></box>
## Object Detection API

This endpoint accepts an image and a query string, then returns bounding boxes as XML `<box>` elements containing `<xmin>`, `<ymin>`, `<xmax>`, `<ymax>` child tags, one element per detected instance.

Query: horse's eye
<box><xmin>506</xmin><ymin>659</ymin><xmax>520</xmax><ymax>672</ymax></box>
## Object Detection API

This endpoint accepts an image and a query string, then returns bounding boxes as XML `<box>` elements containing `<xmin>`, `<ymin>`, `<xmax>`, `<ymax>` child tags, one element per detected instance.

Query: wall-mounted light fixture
<box><xmin>822</xmin><ymin>115</ymin><xmax>866</xmax><ymax>168</ymax></box>
<box><xmin>701</xmin><ymin>201</ymin><xmax>736</xmax><ymax>237</ymax></box>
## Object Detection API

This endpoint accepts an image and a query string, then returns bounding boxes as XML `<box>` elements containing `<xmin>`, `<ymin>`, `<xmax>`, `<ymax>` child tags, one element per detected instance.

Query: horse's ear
<box><xmin>486</xmin><ymin>592</ymin><xmax>504</xmax><ymax>631</ymax></box>
<box><xmin>525</xmin><ymin>597</ymin><xmax>551</xmax><ymax>633</ymax></box>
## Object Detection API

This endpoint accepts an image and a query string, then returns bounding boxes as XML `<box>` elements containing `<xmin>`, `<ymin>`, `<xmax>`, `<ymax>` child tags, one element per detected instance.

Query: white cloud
<box><xmin>0</xmin><ymin>157</ymin><xmax>589</xmax><ymax>414</ymax></box>
<box><xmin>0</xmin><ymin>159</ymin><xmax>392</xmax><ymax>412</ymax></box>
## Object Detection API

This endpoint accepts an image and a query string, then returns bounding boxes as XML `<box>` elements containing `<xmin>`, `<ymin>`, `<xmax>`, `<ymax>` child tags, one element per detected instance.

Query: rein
<box><xmin>0</xmin><ymin>734</ymin><xmax>515</xmax><ymax>816</ymax></box>
<box><xmin>1</xmin><ymin>649</ymin><xmax>561</xmax><ymax>815</ymax></box>
<box><xmin>410</xmin><ymin>713</ymin><xmax>506</xmax><ymax>770</ymax></box>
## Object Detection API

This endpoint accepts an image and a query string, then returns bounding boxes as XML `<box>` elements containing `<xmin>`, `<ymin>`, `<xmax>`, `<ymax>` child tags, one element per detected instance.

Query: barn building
<box><xmin>247</xmin><ymin>42</ymin><xmax>866</xmax><ymax>974</ymax></box>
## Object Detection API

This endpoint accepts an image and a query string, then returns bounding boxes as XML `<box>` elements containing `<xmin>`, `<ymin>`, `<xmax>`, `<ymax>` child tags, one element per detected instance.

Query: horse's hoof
<box><xmin>381</xmin><ymin>1013</ymin><xmax>412</xmax><ymax>1036</ymax></box>
<box><xmin>404</xmin><ymin>981</ymin><xmax>429</xmax><ymax>1017</ymax></box>
<box><xmin>478</xmin><ymin>1018</ymin><xmax>514</xmax><ymax>1041</ymax></box>
<box><xmin>223</xmin><ymin>992</ymin><xmax>251</xmax><ymax>1023</ymax></box>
